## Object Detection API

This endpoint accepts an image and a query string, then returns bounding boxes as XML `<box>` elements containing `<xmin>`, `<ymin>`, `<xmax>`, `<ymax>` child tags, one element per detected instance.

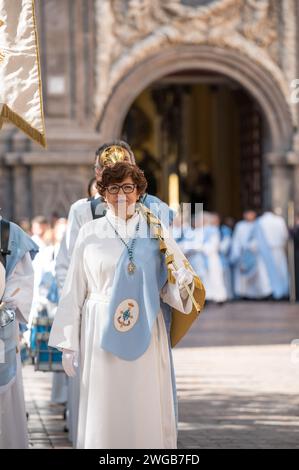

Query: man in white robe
<box><xmin>0</xmin><ymin>220</ymin><xmax>36</xmax><ymax>449</ymax></box>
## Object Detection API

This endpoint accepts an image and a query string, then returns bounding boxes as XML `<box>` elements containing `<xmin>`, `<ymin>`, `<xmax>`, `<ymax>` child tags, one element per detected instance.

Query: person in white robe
<box><xmin>230</xmin><ymin>210</ymin><xmax>272</xmax><ymax>299</ymax></box>
<box><xmin>0</xmin><ymin>220</ymin><xmax>37</xmax><ymax>449</ymax></box>
<box><xmin>49</xmin><ymin>162</ymin><xmax>205</xmax><ymax>449</ymax></box>
<box><xmin>204</xmin><ymin>213</ymin><xmax>228</xmax><ymax>303</ymax></box>
<box><xmin>257</xmin><ymin>210</ymin><xmax>289</xmax><ymax>299</ymax></box>
<box><xmin>219</xmin><ymin>218</ymin><xmax>234</xmax><ymax>300</ymax></box>
<box><xmin>46</xmin><ymin>219</ymin><xmax>68</xmax><ymax>405</ymax></box>
<box><xmin>55</xmin><ymin>141</ymin><xmax>176</xmax><ymax>445</ymax></box>
<box><xmin>181</xmin><ymin>213</ymin><xmax>227</xmax><ymax>303</ymax></box>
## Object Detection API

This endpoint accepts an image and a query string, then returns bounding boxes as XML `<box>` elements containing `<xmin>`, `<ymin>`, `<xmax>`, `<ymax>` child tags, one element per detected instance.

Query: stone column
<box><xmin>4</xmin><ymin>159</ymin><xmax>32</xmax><ymax>221</ymax></box>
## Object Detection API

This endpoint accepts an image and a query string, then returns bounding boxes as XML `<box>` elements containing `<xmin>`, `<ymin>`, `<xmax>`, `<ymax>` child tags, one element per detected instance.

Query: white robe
<box><xmin>181</xmin><ymin>226</ymin><xmax>227</xmax><ymax>303</ymax></box>
<box><xmin>201</xmin><ymin>228</ymin><xmax>227</xmax><ymax>303</ymax></box>
<box><xmin>230</xmin><ymin>220</ymin><xmax>271</xmax><ymax>299</ymax></box>
<box><xmin>55</xmin><ymin>197</ymin><xmax>94</xmax><ymax>292</ymax></box>
<box><xmin>0</xmin><ymin>252</ymin><xmax>34</xmax><ymax>449</ymax></box>
<box><xmin>55</xmin><ymin>196</ymin><xmax>94</xmax><ymax>444</ymax></box>
<box><xmin>258</xmin><ymin>212</ymin><xmax>289</xmax><ymax>297</ymax></box>
<box><xmin>49</xmin><ymin>210</ymin><xmax>193</xmax><ymax>449</ymax></box>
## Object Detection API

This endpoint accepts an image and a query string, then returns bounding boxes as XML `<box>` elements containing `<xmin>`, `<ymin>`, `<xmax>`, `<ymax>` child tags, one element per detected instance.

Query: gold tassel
<box><xmin>166</xmin><ymin>253</ymin><xmax>174</xmax><ymax>265</ymax></box>
<box><xmin>168</xmin><ymin>267</ymin><xmax>176</xmax><ymax>284</ymax></box>
<box><xmin>0</xmin><ymin>104</ymin><xmax>46</xmax><ymax>148</ymax></box>
<box><xmin>159</xmin><ymin>240</ymin><xmax>167</xmax><ymax>253</ymax></box>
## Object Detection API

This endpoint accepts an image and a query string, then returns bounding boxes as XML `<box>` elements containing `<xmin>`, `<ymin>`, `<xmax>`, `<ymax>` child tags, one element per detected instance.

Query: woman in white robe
<box><xmin>49</xmin><ymin>162</ymin><xmax>204</xmax><ymax>449</ymax></box>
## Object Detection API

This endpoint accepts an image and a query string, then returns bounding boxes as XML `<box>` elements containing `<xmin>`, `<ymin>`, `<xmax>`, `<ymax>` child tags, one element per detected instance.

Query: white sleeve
<box><xmin>3</xmin><ymin>252</ymin><xmax>34</xmax><ymax>324</ymax></box>
<box><xmin>49</xmin><ymin>229</ymin><xmax>88</xmax><ymax>352</ymax></box>
<box><xmin>55</xmin><ymin>202</ymin><xmax>82</xmax><ymax>292</ymax></box>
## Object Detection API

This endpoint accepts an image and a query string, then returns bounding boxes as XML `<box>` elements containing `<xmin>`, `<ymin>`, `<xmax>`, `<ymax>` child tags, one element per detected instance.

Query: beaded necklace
<box><xmin>106</xmin><ymin>215</ymin><xmax>140</xmax><ymax>274</ymax></box>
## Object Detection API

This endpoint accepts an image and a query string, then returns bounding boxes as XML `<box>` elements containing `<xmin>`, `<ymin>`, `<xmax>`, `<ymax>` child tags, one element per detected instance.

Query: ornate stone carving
<box><xmin>94</xmin><ymin>0</ymin><xmax>296</xmax><ymax>125</ymax></box>
<box><xmin>31</xmin><ymin>169</ymin><xmax>88</xmax><ymax>217</ymax></box>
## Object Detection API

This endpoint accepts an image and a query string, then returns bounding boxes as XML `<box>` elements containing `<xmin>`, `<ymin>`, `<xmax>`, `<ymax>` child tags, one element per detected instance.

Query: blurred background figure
<box><xmin>257</xmin><ymin>209</ymin><xmax>289</xmax><ymax>300</ymax></box>
<box><xmin>31</xmin><ymin>216</ymin><xmax>50</xmax><ymax>249</ymax></box>
<box><xmin>17</xmin><ymin>218</ymin><xmax>32</xmax><ymax>235</ymax></box>
<box><xmin>230</xmin><ymin>209</ymin><xmax>271</xmax><ymax>300</ymax></box>
<box><xmin>204</xmin><ymin>212</ymin><xmax>227</xmax><ymax>304</ymax></box>
<box><xmin>87</xmin><ymin>177</ymin><xmax>98</xmax><ymax>199</ymax></box>
<box><xmin>27</xmin><ymin>218</ymin><xmax>68</xmax><ymax>405</ymax></box>
<box><xmin>180</xmin><ymin>211</ymin><xmax>227</xmax><ymax>304</ymax></box>
<box><xmin>290</xmin><ymin>213</ymin><xmax>299</xmax><ymax>302</ymax></box>
<box><xmin>219</xmin><ymin>215</ymin><xmax>234</xmax><ymax>301</ymax></box>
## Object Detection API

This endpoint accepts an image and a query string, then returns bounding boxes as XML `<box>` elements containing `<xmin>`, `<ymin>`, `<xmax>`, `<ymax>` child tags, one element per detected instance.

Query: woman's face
<box><xmin>105</xmin><ymin>176</ymin><xmax>140</xmax><ymax>217</ymax></box>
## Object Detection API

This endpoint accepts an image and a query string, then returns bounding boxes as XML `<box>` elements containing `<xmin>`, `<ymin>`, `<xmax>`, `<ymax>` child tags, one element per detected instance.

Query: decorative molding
<box><xmin>94</xmin><ymin>0</ymin><xmax>296</xmax><ymax>126</ymax></box>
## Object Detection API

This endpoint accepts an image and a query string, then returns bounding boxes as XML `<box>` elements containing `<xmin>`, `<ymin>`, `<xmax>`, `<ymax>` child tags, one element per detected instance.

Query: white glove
<box><xmin>172</xmin><ymin>266</ymin><xmax>193</xmax><ymax>287</ymax></box>
<box><xmin>171</xmin><ymin>266</ymin><xmax>194</xmax><ymax>299</ymax></box>
<box><xmin>62</xmin><ymin>349</ymin><xmax>78</xmax><ymax>377</ymax></box>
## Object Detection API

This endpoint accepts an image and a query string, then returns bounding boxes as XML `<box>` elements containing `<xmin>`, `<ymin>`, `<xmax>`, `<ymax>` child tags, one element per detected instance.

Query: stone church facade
<box><xmin>0</xmin><ymin>0</ymin><xmax>299</xmax><ymax>222</ymax></box>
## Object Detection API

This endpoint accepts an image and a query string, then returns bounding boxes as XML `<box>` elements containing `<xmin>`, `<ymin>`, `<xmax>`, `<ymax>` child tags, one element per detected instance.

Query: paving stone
<box><xmin>23</xmin><ymin>302</ymin><xmax>299</xmax><ymax>449</ymax></box>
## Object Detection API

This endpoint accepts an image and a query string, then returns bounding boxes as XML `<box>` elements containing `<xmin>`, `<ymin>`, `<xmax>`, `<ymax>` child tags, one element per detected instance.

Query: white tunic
<box><xmin>230</xmin><ymin>220</ymin><xmax>271</xmax><ymax>299</ymax></box>
<box><xmin>49</xmin><ymin>210</ymin><xmax>192</xmax><ymax>449</ymax></box>
<box><xmin>0</xmin><ymin>252</ymin><xmax>34</xmax><ymax>449</ymax></box>
<box><xmin>54</xmin><ymin>197</ymin><xmax>93</xmax><ymax>443</ymax></box>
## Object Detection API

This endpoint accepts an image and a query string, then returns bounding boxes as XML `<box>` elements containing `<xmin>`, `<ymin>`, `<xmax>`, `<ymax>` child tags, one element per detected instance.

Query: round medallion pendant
<box><xmin>114</xmin><ymin>298</ymin><xmax>139</xmax><ymax>332</ymax></box>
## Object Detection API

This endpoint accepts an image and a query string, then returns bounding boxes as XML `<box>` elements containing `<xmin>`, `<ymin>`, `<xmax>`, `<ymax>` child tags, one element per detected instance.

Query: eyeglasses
<box><xmin>106</xmin><ymin>183</ymin><xmax>137</xmax><ymax>194</ymax></box>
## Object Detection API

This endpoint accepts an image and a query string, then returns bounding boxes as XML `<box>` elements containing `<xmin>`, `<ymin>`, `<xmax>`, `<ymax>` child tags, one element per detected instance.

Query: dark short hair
<box><xmin>95</xmin><ymin>140</ymin><xmax>135</xmax><ymax>165</ymax></box>
<box><xmin>97</xmin><ymin>162</ymin><xmax>147</xmax><ymax>197</ymax></box>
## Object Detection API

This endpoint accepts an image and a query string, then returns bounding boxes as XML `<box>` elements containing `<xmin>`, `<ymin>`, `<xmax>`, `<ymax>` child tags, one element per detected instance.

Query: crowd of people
<box><xmin>174</xmin><ymin>208</ymin><xmax>291</xmax><ymax>304</ymax></box>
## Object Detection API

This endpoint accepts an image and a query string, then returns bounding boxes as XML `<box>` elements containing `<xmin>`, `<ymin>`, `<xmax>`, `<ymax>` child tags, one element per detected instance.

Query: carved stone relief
<box><xmin>94</xmin><ymin>0</ymin><xmax>296</xmax><ymax>126</ymax></box>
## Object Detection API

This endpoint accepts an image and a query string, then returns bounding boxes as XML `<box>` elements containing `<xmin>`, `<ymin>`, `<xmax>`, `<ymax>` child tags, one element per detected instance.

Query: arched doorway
<box><xmin>121</xmin><ymin>71</ymin><xmax>266</xmax><ymax>219</ymax></box>
<box><xmin>97</xmin><ymin>45</ymin><xmax>294</xmax><ymax>218</ymax></box>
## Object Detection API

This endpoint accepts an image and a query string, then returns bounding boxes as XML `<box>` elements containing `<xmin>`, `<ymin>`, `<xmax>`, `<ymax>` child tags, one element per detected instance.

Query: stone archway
<box><xmin>97</xmin><ymin>44</ymin><xmax>294</xmax><ymax>214</ymax></box>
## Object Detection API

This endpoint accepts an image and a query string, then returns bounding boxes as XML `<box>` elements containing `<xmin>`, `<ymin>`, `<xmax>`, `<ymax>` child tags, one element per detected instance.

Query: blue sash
<box><xmin>253</xmin><ymin>221</ymin><xmax>288</xmax><ymax>299</ymax></box>
<box><xmin>220</xmin><ymin>225</ymin><xmax>232</xmax><ymax>268</ymax></box>
<box><xmin>100</xmin><ymin>223</ymin><xmax>168</xmax><ymax>361</ymax></box>
<box><xmin>6</xmin><ymin>222</ymin><xmax>38</xmax><ymax>276</ymax></box>
<box><xmin>0</xmin><ymin>308</ymin><xmax>16</xmax><ymax>388</ymax></box>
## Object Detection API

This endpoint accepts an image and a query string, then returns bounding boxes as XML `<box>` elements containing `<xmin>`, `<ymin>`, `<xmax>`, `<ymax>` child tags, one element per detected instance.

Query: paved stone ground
<box><xmin>23</xmin><ymin>301</ymin><xmax>299</xmax><ymax>449</ymax></box>
<box><xmin>24</xmin><ymin>368</ymin><xmax>70</xmax><ymax>449</ymax></box>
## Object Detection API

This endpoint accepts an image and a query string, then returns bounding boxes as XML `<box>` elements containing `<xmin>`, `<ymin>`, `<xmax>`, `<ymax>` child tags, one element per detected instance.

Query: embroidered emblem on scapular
<box><xmin>114</xmin><ymin>299</ymin><xmax>139</xmax><ymax>332</ymax></box>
